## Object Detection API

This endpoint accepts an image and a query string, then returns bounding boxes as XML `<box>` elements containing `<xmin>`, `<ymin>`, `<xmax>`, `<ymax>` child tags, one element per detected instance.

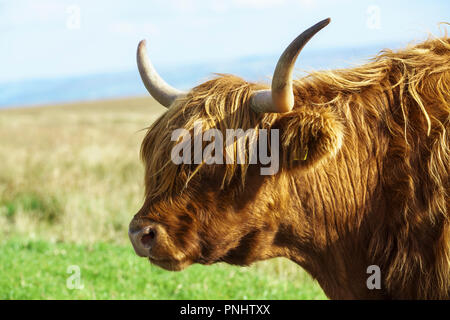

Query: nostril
<box><xmin>140</xmin><ymin>228</ymin><xmax>156</xmax><ymax>247</ymax></box>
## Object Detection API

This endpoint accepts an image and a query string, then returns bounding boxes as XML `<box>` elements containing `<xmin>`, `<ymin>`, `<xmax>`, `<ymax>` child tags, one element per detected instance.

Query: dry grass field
<box><xmin>0</xmin><ymin>97</ymin><xmax>326</xmax><ymax>299</ymax></box>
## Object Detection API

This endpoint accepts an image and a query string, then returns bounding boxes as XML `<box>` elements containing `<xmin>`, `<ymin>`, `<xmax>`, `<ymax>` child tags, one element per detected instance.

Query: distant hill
<box><xmin>0</xmin><ymin>44</ymin><xmax>397</xmax><ymax>109</ymax></box>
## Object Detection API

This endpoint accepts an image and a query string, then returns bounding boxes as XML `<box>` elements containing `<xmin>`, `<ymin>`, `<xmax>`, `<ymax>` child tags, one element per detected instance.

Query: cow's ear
<box><xmin>278</xmin><ymin>107</ymin><xmax>344</xmax><ymax>169</ymax></box>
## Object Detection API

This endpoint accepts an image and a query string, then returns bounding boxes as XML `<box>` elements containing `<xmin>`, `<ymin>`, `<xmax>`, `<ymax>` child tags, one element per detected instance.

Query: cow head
<box><xmin>129</xmin><ymin>18</ymin><xmax>344</xmax><ymax>272</ymax></box>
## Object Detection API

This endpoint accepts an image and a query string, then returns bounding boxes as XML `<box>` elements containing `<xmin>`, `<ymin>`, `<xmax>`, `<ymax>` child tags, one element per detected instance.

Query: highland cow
<box><xmin>129</xmin><ymin>19</ymin><xmax>450</xmax><ymax>299</ymax></box>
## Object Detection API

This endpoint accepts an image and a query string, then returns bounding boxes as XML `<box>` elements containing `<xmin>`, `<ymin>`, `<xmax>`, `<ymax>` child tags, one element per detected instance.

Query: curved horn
<box><xmin>137</xmin><ymin>40</ymin><xmax>185</xmax><ymax>108</ymax></box>
<box><xmin>250</xmin><ymin>18</ymin><xmax>331</xmax><ymax>113</ymax></box>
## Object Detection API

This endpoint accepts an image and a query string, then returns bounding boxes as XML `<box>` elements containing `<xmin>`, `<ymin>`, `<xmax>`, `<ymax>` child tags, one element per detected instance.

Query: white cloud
<box><xmin>0</xmin><ymin>0</ymin><xmax>67</xmax><ymax>25</ymax></box>
<box><xmin>210</xmin><ymin>0</ymin><xmax>229</xmax><ymax>13</ymax></box>
<box><xmin>297</xmin><ymin>0</ymin><xmax>316</xmax><ymax>8</ymax></box>
<box><xmin>228</xmin><ymin>0</ymin><xmax>321</xmax><ymax>10</ymax></box>
<box><xmin>170</xmin><ymin>0</ymin><xmax>198</xmax><ymax>12</ymax></box>
<box><xmin>108</xmin><ymin>21</ymin><xmax>160</xmax><ymax>37</ymax></box>
<box><xmin>232</xmin><ymin>0</ymin><xmax>286</xmax><ymax>9</ymax></box>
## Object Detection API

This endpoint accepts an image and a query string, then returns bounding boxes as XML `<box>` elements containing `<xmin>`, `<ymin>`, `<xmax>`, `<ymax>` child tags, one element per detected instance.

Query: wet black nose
<box><xmin>140</xmin><ymin>227</ymin><xmax>157</xmax><ymax>247</ymax></box>
<box><xmin>129</xmin><ymin>225</ymin><xmax>157</xmax><ymax>257</ymax></box>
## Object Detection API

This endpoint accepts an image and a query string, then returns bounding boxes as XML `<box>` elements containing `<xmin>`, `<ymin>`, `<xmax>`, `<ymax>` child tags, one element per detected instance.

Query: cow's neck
<box><xmin>279</xmin><ymin>140</ymin><xmax>387</xmax><ymax>299</ymax></box>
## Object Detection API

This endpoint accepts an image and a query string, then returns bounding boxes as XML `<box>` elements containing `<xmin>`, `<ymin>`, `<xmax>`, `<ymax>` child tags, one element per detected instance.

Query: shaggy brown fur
<box><xmin>132</xmin><ymin>34</ymin><xmax>449</xmax><ymax>299</ymax></box>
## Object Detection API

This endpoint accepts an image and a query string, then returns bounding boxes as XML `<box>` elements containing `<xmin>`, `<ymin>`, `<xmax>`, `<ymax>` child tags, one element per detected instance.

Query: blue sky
<box><xmin>1</xmin><ymin>0</ymin><xmax>449</xmax><ymax>83</ymax></box>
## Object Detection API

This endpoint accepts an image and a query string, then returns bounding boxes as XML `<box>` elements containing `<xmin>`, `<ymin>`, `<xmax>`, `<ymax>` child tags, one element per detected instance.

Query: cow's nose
<box><xmin>129</xmin><ymin>225</ymin><xmax>157</xmax><ymax>257</ymax></box>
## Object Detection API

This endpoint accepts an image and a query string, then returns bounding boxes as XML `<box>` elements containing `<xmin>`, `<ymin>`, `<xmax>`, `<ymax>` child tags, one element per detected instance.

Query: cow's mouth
<box><xmin>148</xmin><ymin>256</ymin><xmax>191</xmax><ymax>271</ymax></box>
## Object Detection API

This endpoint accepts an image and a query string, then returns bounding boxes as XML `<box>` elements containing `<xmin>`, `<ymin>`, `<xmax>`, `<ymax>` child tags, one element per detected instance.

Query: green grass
<box><xmin>0</xmin><ymin>238</ymin><xmax>326</xmax><ymax>300</ymax></box>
